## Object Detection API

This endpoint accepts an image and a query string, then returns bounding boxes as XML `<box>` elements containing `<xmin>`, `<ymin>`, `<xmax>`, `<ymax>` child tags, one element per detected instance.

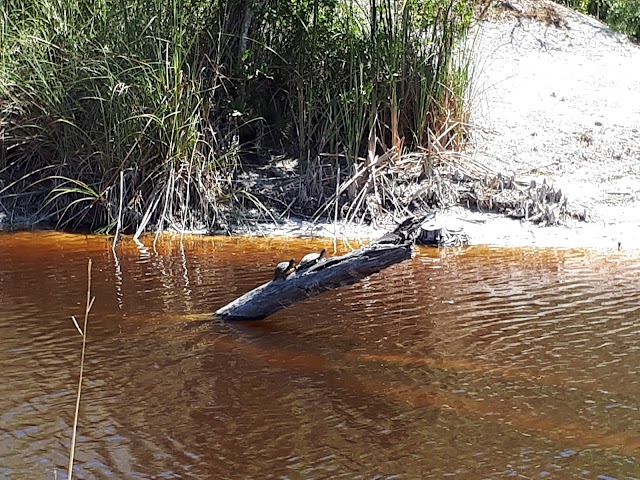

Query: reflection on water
<box><xmin>0</xmin><ymin>232</ymin><xmax>639</xmax><ymax>478</ymax></box>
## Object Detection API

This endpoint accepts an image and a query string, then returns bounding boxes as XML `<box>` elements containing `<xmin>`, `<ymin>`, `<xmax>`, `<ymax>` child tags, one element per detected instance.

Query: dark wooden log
<box><xmin>214</xmin><ymin>243</ymin><xmax>413</xmax><ymax>321</ymax></box>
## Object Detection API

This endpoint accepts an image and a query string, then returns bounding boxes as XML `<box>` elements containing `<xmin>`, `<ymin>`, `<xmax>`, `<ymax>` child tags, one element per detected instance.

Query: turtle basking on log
<box><xmin>296</xmin><ymin>248</ymin><xmax>327</xmax><ymax>272</ymax></box>
<box><xmin>273</xmin><ymin>259</ymin><xmax>296</xmax><ymax>280</ymax></box>
<box><xmin>216</xmin><ymin>243</ymin><xmax>412</xmax><ymax>321</ymax></box>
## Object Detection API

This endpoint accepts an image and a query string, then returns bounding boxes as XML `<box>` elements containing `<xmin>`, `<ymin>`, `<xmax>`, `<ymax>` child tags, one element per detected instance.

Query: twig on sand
<box><xmin>68</xmin><ymin>259</ymin><xmax>95</xmax><ymax>480</ymax></box>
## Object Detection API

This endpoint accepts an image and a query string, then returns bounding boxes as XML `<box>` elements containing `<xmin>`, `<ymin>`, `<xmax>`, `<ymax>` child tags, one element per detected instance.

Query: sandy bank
<box><xmin>461</xmin><ymin>0</ymin><xmax>640</xmax><ymax>249</ymax></box>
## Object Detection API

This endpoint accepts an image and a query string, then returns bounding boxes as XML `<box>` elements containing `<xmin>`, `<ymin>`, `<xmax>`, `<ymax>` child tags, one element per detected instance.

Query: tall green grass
<box><xmin>556</xmin><ymin>0</ymin><xmax>640</xmax><ymax>39</ymax></box>
<box><xmin>0</xmin><ymin>0</ymin><xmax>473</xmax><ymax>232</ymax></box>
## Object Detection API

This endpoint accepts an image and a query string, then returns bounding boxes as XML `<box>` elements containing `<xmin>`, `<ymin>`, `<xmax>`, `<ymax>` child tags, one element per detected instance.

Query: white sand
<box><xmin>461</xmin><ymin>1</ymin><xmax>640</xmax><ymax>249</ymax></box>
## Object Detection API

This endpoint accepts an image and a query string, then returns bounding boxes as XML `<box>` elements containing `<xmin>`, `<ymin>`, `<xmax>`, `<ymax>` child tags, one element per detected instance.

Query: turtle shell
<box><xmin>297</xmin><ymin>248</ymin><xmax>326</xmax><ymax>270</ymax></box>
<box><xmin>274</xmin><ymin>259</ymin><xmax>295</xmax><ymax>280</ymax></box>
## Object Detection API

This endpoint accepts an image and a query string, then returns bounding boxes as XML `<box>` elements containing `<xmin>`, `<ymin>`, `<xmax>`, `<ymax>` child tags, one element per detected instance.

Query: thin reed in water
<box><xmin>67</xmin><ymin>259</ymin><xmax>95</xmax><ymax>479</ymax></box>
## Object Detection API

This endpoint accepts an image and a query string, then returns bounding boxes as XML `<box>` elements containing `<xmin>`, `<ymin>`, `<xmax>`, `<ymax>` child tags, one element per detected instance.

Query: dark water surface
<box><xmin>1</xmin><ymin>232</ymin><xmax>639</xmax><ymax>479</ymax></box>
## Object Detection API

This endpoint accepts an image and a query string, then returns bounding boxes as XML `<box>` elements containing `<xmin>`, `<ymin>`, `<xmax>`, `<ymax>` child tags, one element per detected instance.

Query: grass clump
<box><xmin>1</xmin><ymin>0</ymin><xmax>237</xmax><ymax>233</ymax></box>
<box><xmin>1</xmin><ymin>0</ymin><xmax>473</xmax><ymax>233</ymax></box>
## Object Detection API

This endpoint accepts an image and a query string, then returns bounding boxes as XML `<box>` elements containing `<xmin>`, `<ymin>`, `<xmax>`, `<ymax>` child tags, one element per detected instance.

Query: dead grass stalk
<box><xmin>67</xmin><ymin>259</ymin><xmax>95</xmax><ymax>479</ymax></box>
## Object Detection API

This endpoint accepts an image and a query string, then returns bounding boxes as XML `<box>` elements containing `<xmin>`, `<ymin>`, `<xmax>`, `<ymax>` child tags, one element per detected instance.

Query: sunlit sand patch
<box><xmin>370</xmin><ymin>379</ymin><xmax>640</xmax><ymax>457</ymax></box>
<box><xmin>345</xmin><ymin>351</ymin><xmax>640</xmax><ymax>403</ymax></box>
<box><xmin>347</xmin><ymin>352</ymin><xmax>567</xmax><ymax>384</ymax></box>
<box><xmin>208</xmin><ymin>335</ymin><xmax>640</xmax><ymax>457</ymax></box>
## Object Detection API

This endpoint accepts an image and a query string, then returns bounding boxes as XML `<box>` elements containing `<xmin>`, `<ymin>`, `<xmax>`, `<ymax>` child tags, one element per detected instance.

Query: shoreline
<box><xmin>227</xmin><ymin>208</ymin><xmax>636</xmax><ymax>251</ymax></box>
<box><xmin>207</xmin><ymin>204</ymin><xmax>636</xmax><ymax>251</ymax></box>
<box><xmin>1</xmin><ymin>205</ymin><xmax>636</xmax><ymax>251</ymax></box>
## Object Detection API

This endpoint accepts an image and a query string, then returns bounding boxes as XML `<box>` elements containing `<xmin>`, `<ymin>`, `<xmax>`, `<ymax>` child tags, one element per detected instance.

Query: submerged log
<box><xmin>214</xmin><ymin>242</ymin><xmax>412</xmax><ymax>321</ymax></box>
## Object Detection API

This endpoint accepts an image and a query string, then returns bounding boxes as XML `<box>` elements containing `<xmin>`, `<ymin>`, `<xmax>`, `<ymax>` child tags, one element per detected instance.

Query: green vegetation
<box><xmin>0</xmin><ymin>0</ymin><xmax>472</xmax><ymax>233</ymax></box>
<box><xmin>556</xmin><ymin>0</ymin><xmax>640</xmax><ymax>39</ymax></box>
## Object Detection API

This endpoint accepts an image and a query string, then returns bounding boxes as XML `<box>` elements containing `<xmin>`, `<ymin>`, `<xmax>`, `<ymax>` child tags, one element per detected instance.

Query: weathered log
<box><xmin>214</xmin><ymin>243</ymin><xmax>413</xmax><ymax>321</ymax></box>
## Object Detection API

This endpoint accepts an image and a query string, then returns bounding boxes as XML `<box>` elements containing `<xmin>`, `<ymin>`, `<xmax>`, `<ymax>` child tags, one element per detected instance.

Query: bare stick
<box><xmin>68</xmin><ymin>259</ymin><xmax>95</xmax><ymax>479</ymax></box>
<box><xmin>112</xmin><ymin>171</ymin><xmax>124</xmax><ymax>253</ymax></box>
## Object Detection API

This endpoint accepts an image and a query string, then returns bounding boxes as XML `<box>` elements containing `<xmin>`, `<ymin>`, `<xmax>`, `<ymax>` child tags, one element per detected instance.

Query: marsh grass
<box><xmin>1</xmin><ymin>0</ymin><xmax>240</xmax><ymax>233</ymax></box>
<box><xmin>1</xmin><ymin>0</ymin><xmax>473</xmax><ymax>232</ymax></box>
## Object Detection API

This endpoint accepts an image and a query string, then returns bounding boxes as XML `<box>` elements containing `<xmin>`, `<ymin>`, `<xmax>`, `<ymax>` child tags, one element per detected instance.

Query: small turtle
<box><xmin>274</xmin><ymin>259</ymin><xmax>295</xmax><ymax>281</ymax></box>
<box><xmin>296</xmin><ymin>248</ymin><xmax>327</xmax><ymax>271</ymax></box>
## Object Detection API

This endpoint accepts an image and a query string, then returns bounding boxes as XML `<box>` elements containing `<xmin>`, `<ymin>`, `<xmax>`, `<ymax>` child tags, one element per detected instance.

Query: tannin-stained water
<box><xmin>0</xmin><ymin>231</ymin><xmax>638</xmax><ymax>479</ymax></box>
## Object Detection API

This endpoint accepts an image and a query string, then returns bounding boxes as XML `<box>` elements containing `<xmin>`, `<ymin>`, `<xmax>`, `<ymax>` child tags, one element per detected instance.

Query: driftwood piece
<box><xmin>214</xmin><ymin>243</ymin><xmax>413</xmax><ymax>321</ymax></box>
<box><xmin>415</xmin><ymin>215</ymin><xmax>469</xmax><ymax>247</ymax></box>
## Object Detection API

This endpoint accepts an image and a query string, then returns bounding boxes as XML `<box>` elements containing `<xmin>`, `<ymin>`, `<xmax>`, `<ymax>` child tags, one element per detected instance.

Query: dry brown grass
<box><xmin>67</xmin><ymin>259</ymin><xmax>95</xmax><ymax>479</ymax></box>
<box><xmin>477</xmin><ymin>0</ymin><xmax>569</xmax><ymax>28</ymax></box>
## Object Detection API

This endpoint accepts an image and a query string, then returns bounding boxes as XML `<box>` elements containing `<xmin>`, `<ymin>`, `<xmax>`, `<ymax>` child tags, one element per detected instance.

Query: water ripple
<box><xmin>1</xmin><ymin>236</ymin><xmax>640</xmax><ymax>478</ymax></box>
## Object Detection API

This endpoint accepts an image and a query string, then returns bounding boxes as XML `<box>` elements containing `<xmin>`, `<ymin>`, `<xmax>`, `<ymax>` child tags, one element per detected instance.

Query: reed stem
<box><xmin>67</xmin><ymin>259</ymin><xmax>95</xmax><ymax>479</ymax></box>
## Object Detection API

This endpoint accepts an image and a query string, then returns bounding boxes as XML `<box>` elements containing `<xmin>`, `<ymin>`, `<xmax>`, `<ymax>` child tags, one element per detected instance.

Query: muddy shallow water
<box><xmin>0</xmin><ymin>231</ymin><xmax>639</xmax><ymax>479</ymax></box>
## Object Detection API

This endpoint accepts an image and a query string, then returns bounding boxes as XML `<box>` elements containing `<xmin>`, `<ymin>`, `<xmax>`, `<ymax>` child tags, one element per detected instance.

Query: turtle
<box><xmin>273</xmin><ymin>259</ymin><xmax>296</xmax><ymax>281</ymax></box>
<box><xmin>296</xmin><ymin>248</ymin><xmax>327</xmax><ymax>271</ymax></box>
